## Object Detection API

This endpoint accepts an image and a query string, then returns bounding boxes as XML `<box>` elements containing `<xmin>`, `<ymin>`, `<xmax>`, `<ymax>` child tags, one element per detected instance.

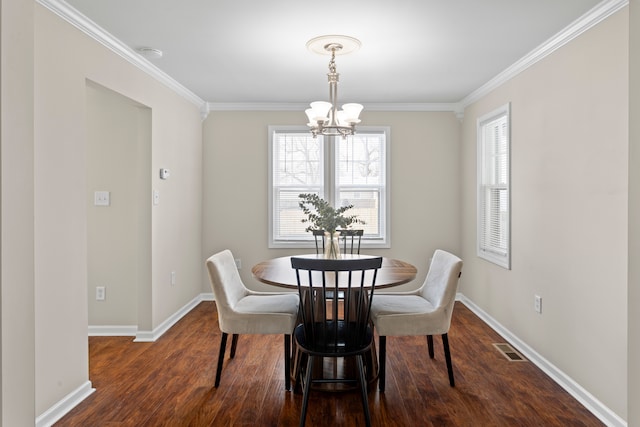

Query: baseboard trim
<box><xmin>87</xmin><ymin>293</ymin><xmax>215</xmax><ymax>341</ymax></box>
<box><xmin>201</xmin><ymin>292</ymin><xmax>214</xmax><ymax>301</ymax></box>
<box><xmin>88</xmin><ymin>324</ymin><xmax>137</xmax><ymax>336</ymax></box>
<box><xmin>456</xmin><ymin>293</ymin><xmax>626</xmax><ymax>427</ymax></box>
<box><xmin>35</xmin><ymin>381</ymin><xmax>95</xmax><ymax>427</ymax></box>
<box><xmin>134</xmin><ymin>293</ymin><xmax>208</xmax><ymax>342</ymax></box>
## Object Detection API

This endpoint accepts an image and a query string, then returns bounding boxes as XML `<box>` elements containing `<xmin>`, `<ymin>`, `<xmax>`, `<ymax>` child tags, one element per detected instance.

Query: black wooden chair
<box><xmin>312</xmin><ymin>229</ymin><xmax>364</xmax><ymax>255</ymax></box>
<box><xmin>290</xmin><ymin>256</ymin><xmax>382</xmax><ymax>427</ymax></box>
<box><xmin>311</xmin><ymin>229</ymin><xmax>326</xmax><ymax>254</ymax></box>
<box><xmin>337</xmin><ymin>229</ymin><xmax>364</xmax><ymax>254</ymax></box>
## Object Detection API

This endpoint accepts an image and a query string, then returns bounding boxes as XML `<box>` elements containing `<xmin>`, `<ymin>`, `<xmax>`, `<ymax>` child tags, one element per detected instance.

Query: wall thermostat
<box><xmin>160</xmin><ymin>168</ymin><xmax>171</xmax><ymax>179</ymax></box>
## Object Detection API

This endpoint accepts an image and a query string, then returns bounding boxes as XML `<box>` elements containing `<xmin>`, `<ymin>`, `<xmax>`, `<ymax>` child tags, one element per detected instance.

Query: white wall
<box><xmin>460</xmin><ymin>7</ymin><xmax>628</xmax><ymax>420</ymax></box>
<box><xmin>1</xmin><ymin>0</ymin><xmax>36</xmax><ymax>425</ymax></box>
<box><xmin>628</xmin><ymin>0</ymin><xmax>639</xmax><ymax>425</ymax></box>
<box><xmin>86</xmin><ymin>82</ymin><xmax>151</xmax><ymax>327</ymax></box>
<box><xmin>34</xmin><ymin>3</ymin><xmax>203</xmax><ymax>417</ymax></box>
<box><xmin>202</xmin><ymin>110</ymin><xmax>462</xmax><ymax>292</ymax></box>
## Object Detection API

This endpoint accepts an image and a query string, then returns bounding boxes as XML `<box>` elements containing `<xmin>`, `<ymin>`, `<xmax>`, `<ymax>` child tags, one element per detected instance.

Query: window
<box><xmin>477</xmin><ymin>104</ymin><xmax>510</xmax><ymax>269</ymax></box>
<box><xmin>269</xmin><ymin>126</ymin><xmax>390</xmax><ymax>248</ymax></box>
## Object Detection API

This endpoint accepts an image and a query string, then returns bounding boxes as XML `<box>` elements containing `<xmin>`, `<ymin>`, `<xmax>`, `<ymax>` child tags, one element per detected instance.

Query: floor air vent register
<box><xmin>493</xmin><ymin>343</ymin><xmax>527</xmax><ymax>362</ymax></box>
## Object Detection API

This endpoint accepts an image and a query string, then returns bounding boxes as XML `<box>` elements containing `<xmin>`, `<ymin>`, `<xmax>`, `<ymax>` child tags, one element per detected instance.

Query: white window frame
<box><xmin>269</xmin><ymin>125</ymin><xmax>390</xmax><ymax>249</ymax></box>
<box><xmin>477</xmin><ymin>103</ymin><xmax>511</xmax><ymax>269</ymax></box>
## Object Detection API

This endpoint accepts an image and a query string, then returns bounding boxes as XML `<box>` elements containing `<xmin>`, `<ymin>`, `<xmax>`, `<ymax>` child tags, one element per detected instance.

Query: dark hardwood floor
<box><xmin>55</xmin><ymin>301</ymin><xmax>604</xmax><ymax>426</ymax></box>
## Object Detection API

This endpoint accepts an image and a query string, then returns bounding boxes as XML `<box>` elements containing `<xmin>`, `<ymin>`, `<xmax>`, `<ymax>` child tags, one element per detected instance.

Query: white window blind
<box><xmin>477</xmin><ymin>104</ymin><xmax>510</xmax><ymax>269</ymax></box>
<box><xmin>270</xmin><ymin>129</ymin><xmax>323</xmax><ymax>242</ymax></box>
<box><xmin>335</xmin><ymin>131</ymin><xmax>386</xmax><ymax>241</ymax></box>
<box><xmin>269</xmin><ymin>126</ymin><xmax>390</xmax><ymax>248</ymax></box>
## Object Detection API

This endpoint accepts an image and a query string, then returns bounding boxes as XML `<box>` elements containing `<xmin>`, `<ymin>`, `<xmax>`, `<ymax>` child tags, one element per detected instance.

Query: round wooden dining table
<box><xmin>251</xmin><ymin>254</ymin><xmax>417</xmax><ymax>392</ymax></box>
<box><xmin>251</xmin><ymin>253</ymin><xmax>417</xmax><ymax>290</ymax></box>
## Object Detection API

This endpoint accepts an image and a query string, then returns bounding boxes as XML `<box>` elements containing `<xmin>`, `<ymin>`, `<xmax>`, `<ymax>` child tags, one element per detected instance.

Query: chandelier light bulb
<box><xmin>305</xmin><ymin>109</ymin><xmax>316</xmax><ymax>126</ymax></box>
<box><xmin>341</xmin><ymin>103</ymin><xmax>363</xmax><ymax>124</ymax></box>
<box><xmin>309</xmin><ymin>101</ymin><xmax>332</xmax><ymax>122</ymax></box>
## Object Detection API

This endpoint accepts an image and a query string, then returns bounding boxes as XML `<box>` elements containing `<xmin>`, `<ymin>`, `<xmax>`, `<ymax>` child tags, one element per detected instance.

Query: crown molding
<box><xmin>207</xmin><ymin>102</ymin><xmax>308</xmax><ymax>111</ymax></box>
<box><xmin>206</xmin><ymin>102</ymin><xmax>462</xmax><ymax>112</ymax></box>
<box><xmin>364</xmin><ymin>103</ymin><xmax>461</xmax><ymax>112</ymax></box>
<box><xmin>205</xmin><ymin>102</ymin><xmax>464</xmax><ymax>121</ymax></box>
<box><xmin>460</xmin><ymin>0</ymin><xmax>628</xmax><ymax>108</ymax></box>
<box><xmin>36</xmin><ymin>0</ymin><xmax>206</xmax><ymax>111</ymax></box>
<box><xmin>37</xmin><ymin>0</ymin><xmax>626</xmax><ymax>120</ymax></box>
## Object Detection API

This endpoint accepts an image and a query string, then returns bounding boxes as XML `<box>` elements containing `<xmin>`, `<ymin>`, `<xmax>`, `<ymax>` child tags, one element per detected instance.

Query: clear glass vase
<box><xmin>324</xmin><ymin>231</ymin><xmax>341</xmax><ymax>259</ymax></box>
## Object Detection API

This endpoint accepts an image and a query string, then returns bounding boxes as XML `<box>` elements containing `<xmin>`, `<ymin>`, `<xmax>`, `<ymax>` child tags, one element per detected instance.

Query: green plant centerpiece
<box><xmin>298</xmin><ymin>193</ymin><xmax>364</xmax><ymax>258</ymax></box>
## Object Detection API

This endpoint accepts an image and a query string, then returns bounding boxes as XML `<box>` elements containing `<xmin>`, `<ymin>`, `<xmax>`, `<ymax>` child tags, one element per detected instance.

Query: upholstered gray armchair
<box><xmin>370</xmin><ymin>249</ymin><xmax>463</xmax><ymax>391</ymax></box>
<box><xmin>206</xmin><ymin>249</ymin><xmax>299</xmax><ymax>389</ymax></box>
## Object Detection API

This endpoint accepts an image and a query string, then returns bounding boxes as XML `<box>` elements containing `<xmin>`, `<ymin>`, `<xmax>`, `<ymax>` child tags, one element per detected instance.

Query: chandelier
<box><xmin>305</xmin><ymin>35</ymin><xmax>363</xmax><ymax>138</ymax></box>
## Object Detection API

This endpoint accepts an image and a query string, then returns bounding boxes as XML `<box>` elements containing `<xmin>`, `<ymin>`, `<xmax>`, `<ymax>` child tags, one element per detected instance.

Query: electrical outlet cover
<box><xmin>534</xmin><ymin>295</ymin><xmax>542</xmax><ymax>313</ymax></box>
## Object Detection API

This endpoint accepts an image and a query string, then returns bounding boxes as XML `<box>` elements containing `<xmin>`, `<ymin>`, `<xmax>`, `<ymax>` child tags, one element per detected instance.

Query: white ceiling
<box><xmin>62</xmin><ymin>0</ymin><xmax>606</xmax><ymax>106</ymax></box>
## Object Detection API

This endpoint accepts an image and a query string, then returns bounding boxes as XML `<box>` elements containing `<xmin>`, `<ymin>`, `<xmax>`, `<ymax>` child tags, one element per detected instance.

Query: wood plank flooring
<box><xmin>55</xmin><ymin>301</ymin><xmax>604</xmax><ymax>426</ymax></box>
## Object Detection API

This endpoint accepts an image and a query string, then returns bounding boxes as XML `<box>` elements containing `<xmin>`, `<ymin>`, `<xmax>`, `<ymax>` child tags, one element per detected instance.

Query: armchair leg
<box><xmin>215</xmin><ymin>332</ymin><xmax>229</xmax><ymax>387</ymax></box>
<box><xmin>230</xmin><ymin>334</ymin><xmax>239</xmax><ymax>358</ymax></box>
<box><xmin>378</xmin><ymin>336</ymin><xmax>386</xmax><ymax>392</ymax></box>
<box><xmin>284</xmin><ymin>334</ymin><xmax>291</xmax><ymax>391</ymax></box>
<box><xmin>427</xmin><ymin>335</ymin><xmax>434</xmax><ymax>358</ymax></box>
<box><xmin>442</xmin><ymin>333</ymin><xmax>455</xmax><ymax>387</ymax></box>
